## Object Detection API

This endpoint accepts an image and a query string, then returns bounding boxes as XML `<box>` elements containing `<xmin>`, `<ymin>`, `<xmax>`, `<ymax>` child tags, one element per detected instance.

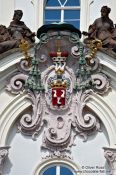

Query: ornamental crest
<box><xmin>46</xmin><ymin>48</ymin><xmax>72</xmax><ymax>109</ymax></box>
<box><xmin>6</xmin><ymin>24</ymin><xmax>110</xmax><ymax>159</ymax></box>
<box><xmin>47</xmin><ymin>75</ymin><xmax>71</xmax><ymax>109</ymax></box>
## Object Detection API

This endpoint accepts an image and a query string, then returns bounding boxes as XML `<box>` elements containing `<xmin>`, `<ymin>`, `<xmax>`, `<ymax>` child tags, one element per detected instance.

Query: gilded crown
<box><xmin>51</xmin><ymin>80</ymin><xmax>67</xmax><ymax>88</ymax></box>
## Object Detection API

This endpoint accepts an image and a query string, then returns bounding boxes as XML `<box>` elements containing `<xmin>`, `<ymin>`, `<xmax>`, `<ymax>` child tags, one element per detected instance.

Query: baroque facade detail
<box><xmin>6</xmin><ymin>24</ymin><xmax>110</xmax><ymax>159</ymax></box>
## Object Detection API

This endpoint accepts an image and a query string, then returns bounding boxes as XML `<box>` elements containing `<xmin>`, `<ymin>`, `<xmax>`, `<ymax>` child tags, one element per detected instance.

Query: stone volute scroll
<box><xmin>6</xmin><ymin>23</ymin><xmax>110</xmax><ymax>160</ymax></box>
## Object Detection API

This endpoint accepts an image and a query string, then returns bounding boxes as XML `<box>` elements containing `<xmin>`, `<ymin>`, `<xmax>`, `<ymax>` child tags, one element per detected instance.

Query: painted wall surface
<box><xmin>3</xmin><ymin>123</ymin><xmax>109</xmax><ymax>175</ymax></box>
<box><xmin>0</xmin><ymin>0</ymin><xmax>14</xmax><ymax>26</ymax></box>
<box><xmin>15</xmin><ymin>0</ymin><xmax>35</xmax><ymax>31</ymax></box>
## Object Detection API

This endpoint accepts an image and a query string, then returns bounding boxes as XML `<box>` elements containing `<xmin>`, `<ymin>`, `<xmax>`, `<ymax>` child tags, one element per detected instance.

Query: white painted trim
<box><xmin>34</xmin><ymin>0</ymin><xmax>44</xmax><ymax>30</ymax></box>
<box><xmin>45</xmin><ymin>6</ymin><xmax>80</xmax><ymax>10</ymax></box>
<box><xmin>56</xmin><ymin>165</ymin><xmax>60</xmax><ymax>175</ymax></box>
<box><xmin>80</xmin><ymin>0</ymin><xmax>89</xmax><ymax>31</ymax></box>
<box><xmin>0</xmin><ymin>94</ymin><xmax>31</xmax><ymax>146</ymax></box>
<box><xmin>88</xmin><ymin>93</ymin><xmax>116</xmax><ymax>147</ymax></box>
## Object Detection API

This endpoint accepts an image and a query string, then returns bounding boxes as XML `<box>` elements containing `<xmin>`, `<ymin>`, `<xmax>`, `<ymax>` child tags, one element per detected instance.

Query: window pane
<box><xmin>45</xmin><ymin>10</ymin><xmax>61</xmax><ymax>23</ymax></box>
<box><xmin>65</xmin><ymin>20</ymin><xmax>80</xmax><ymax>29</ymax></box>
<box><xmin>43</xmin><ymin>166</ymin><xmax>56</xmax><ymax>175</ymax></box>
<box><xmin>46</xmin><ymin>0</ymin><xmax>60</xmax><ymax>6</ymax></box>
<box><xmin>64</xmin><ymin>10</ymin><xmax>80</xmax><ymax>19</ymax></box>
<box><xmin>65</xmin><ymin>0</ymin><xmax>80</xmax><ymax>6</ymax></box>
<box><xmin>60</xmin><ymin>166</ymin><xmax>74</xmax><ymax>175</ymax></box>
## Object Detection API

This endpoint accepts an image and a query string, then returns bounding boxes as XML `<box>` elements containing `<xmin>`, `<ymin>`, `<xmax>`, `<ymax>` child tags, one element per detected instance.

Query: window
<box><xmin>41</xmin><ymin>165</ymin><xmax>75</xmax><ymax>175</ymax></box>
<box><xmin>45</xmin><ymin>0</ymin><xmax>80</xmax><ymax>29</ymax></box>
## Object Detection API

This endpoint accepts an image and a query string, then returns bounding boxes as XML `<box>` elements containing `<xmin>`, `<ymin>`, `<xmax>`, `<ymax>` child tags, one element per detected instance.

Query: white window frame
<box><xmin>33</xmin><ymin>158</ymin><xmax>81</xmax><ymax>175</ymax></box>
<box><xmin>33</xmin><ymin>0</ymin><xmax>91</xmax><ymax>32</ymax></box>
<box><xmin>45</xmin><ymin>0</ymin><xmax>80</xmax><ymax>24</ymax></box>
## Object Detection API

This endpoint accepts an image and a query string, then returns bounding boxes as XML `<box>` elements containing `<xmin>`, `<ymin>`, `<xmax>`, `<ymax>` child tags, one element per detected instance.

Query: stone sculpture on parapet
<box><xmin>0</xmin><ymin>10</ymin><xmax>35</xmax><ymax>54</ymax></box>
<box><xmin>83</xmin><ymin>6</ymin><xmax>116</xmax><ymax>57</ymax></box>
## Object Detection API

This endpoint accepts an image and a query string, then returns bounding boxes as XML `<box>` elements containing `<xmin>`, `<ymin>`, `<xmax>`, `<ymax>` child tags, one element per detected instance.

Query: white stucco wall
<box><xmin>0</xmin><ymin>0</ymin><xmax>14</xmax><ymax>26</ymax></box>
<box><xmin>3</xmin><ymin>123</ymin><xmax>109</xmax><ymax>175</ymax></box>
<box><xmin>15</xmin><ymin>0</ymin><xmax>35</xmax><ymax>31</ymax></box>
<box><xmin>3</xmin><ymin>125</ymin><xmax>43</xmax><ymax>175</ymax></box>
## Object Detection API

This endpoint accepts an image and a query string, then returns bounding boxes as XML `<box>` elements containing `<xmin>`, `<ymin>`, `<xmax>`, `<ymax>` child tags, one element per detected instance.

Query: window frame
<box><xmin>44</xmin><ymin>0</ymin><xmax>81</xmax><ymax>27</ymax></box>
<box><xmin>41</xmin><ymin>164</ymin><xmax>75</xmax><ymax>175</ymax></box>
<box><xmin>33</xmin><ymin>158</ymin><xmax>81</xmax><ymax>175</ymax></box>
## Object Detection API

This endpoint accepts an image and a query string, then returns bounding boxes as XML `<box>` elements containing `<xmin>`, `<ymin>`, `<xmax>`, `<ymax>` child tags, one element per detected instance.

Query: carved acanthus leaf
<box><xmin>42</xmin><ymin>150</ymin><xmax>72</xmax><ymax>160</ymax></box>
<box><xmin>104</xmin><ymin>150</ymin><xmax>116</xmax><ymax>162</ymax></box>
<box><xmin>103</xmin><ymin>147</ymin><xmax>116</xmax><ymax>175</ymax></box>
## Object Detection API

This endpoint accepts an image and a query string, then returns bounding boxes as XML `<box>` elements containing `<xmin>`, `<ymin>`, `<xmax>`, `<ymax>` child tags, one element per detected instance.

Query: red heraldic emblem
<box><xmin>52</xmin><ymin>87</ymin><xmax>66</xmax><ymax>107</ymax></box>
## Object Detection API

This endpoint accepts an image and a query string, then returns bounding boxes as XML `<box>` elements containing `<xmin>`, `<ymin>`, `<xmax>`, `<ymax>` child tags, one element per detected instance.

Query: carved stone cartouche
<box><xmin>6</xmin><ymin>24</ymin><xmax>110</xmax><ymax>160</ymax></box>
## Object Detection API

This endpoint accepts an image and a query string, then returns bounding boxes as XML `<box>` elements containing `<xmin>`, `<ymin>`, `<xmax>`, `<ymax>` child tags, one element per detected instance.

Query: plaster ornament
<box><xmin>6</xmin><ymin>23</ymin><xmax>110</xmax><ymax>159</ymax></box>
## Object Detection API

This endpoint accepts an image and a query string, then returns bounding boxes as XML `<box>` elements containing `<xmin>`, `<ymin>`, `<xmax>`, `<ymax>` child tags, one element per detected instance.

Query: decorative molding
<box><xmin>103</xmin><ymin>147</ymin><xmax>116</xmax><ymax>175</ymax></box>
<box><xmin>0</xmin><ymin>146</ymin><xmax>10</xmax><ymax>175</ymax></box>
<box><xmin>6</xmin><ymin>25</ymin><xmax>110</xmax><ymax>159</ymax></box>
<box><xmin>17</xmin><ymin>91</ymin><xmax>44</xmax><ymax>140</ymax></box>
<box><xmin>33</xmin><ymin>158</ymin><xmax>81</xmax><ymax>175</ymax></box>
